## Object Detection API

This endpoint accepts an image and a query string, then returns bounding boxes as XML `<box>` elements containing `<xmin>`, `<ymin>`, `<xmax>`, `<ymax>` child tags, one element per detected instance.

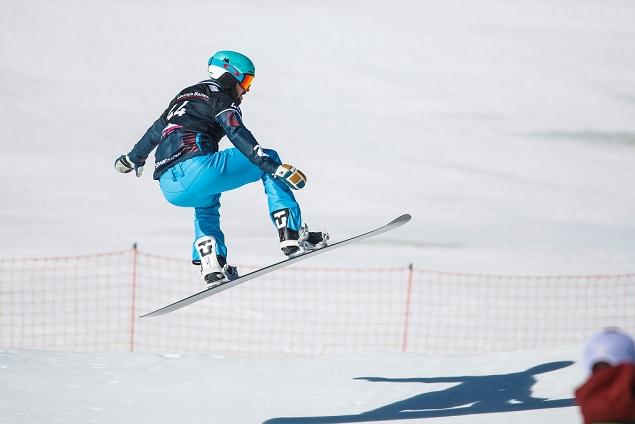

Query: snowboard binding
<box><xmin>279</xmin><ymin>224</ymin><xmax>329</xmax><ymax>257</ymax></box>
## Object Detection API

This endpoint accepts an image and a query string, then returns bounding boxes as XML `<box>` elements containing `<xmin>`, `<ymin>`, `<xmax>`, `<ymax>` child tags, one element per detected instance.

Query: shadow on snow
<box><xmin>263</xmin><ymin>361</ymin><xmax>575</xmax><ymax>423</ymax></box>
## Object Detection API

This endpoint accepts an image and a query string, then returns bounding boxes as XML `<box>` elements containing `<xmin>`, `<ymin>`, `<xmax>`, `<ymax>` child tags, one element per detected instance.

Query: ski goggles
<box><xmin>239</xmin><ymin>74</ymin><xmax>255</xmax><ymax>91</ymax></box>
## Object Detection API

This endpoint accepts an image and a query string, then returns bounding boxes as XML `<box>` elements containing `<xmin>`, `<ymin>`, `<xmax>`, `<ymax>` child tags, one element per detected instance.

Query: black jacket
<box><xmin>128</xmin><ymin>80</ymin><xmax>280</xmax><ymax>180</ymax></box>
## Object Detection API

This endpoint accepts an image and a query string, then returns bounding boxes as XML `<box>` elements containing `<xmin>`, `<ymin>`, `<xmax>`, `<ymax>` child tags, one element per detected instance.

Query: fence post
<box><xmin>401</xmin><ymin>263</ymin><xmax>414</xmax><ymax>352</ymax></box>
<box><xmin>128</xmin><ymin>243</ymin><xmax>138</xmax><ymax>352</ymax></box>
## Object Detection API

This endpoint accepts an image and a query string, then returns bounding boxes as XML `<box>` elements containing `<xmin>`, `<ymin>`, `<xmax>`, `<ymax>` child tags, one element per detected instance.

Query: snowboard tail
<box><xmin>140</xmin><ymin>213</ymin><xmax>411</xmax><ymax>318</ymax></box>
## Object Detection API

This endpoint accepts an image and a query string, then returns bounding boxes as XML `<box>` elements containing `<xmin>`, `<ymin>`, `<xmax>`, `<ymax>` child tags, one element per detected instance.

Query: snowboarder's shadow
<box><xmin>263</xmin><ymin>361</ymin><xmax>575</xmax><ymax>423</ymax></box>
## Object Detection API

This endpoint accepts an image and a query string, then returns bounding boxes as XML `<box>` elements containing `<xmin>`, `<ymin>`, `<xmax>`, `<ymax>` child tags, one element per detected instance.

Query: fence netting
<box><xmin>1</xmin><ymin>248</ymin><xmax>633</xmax><ymax>355</ymax></box>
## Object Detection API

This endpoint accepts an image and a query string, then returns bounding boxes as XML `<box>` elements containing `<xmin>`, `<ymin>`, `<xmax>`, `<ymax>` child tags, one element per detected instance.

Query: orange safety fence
<box><xmin>1</xmin><ymin>247</ymin><xmax>633</xmax><ymax>355</ymax></box>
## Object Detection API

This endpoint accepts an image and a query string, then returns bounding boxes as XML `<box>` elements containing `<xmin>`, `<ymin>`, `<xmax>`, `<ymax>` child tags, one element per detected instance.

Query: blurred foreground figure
<box><xmin>575</xmin><ymin>328</ymin><xmax>635</xmax><ymax>424</ymax></box>
<box><xmin>115</xmin><ymin>50</ymin><xmax>327</xmax><ymax>286</ymax></box>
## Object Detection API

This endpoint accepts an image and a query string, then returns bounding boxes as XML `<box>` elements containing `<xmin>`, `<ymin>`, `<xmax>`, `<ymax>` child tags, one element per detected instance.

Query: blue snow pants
<box><xmin>158</xmin><ymin>148</ymin><xmax>301</xmax><ymax>261</ymax></box>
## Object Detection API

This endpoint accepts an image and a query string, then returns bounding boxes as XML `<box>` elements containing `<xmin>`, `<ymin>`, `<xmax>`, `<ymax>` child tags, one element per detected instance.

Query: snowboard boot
<box><xmin>192</xmin><ymin>256</ymin><xmax>238</xmax><ymax>288</ymax></box>
<box><xmin>194</xmin><ymin>236</ymin><xmax>238</xmax><ymax>287</ymax></box>
<box><xmin>271</xmin><ymin>208</ymin><xmax>329</xmax><ymax>257</ymax></box>
<box><xmin>278</xmin><ymin>224</ymin><xmax>329</xmax><ymax>257</ymax></box>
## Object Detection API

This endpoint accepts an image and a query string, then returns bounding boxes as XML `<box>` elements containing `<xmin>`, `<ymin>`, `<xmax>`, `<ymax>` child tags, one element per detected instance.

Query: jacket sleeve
<box><xmin>215</xmin><ymin>108</ymin><xmax>281</xmax><ymax>175</ymax></box>
<box><xmin>127</xmin><ymin>118</ymin><xmax>164</xmax><ymax>166</ymax></box>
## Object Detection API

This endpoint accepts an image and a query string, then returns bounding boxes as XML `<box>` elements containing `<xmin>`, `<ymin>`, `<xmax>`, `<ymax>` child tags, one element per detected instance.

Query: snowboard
<box><xmin>140</xmin><ymin>213</ymin><xmax>411</xmax><ymax>318</ymax></box>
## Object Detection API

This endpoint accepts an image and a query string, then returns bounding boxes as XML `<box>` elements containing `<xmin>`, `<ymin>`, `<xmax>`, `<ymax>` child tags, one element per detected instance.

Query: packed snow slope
<box><xmin>0</xmin><ymin>347</ymin><xmax>584</xmax><ymax>424</ymax></box>
<box><xmin>1</xmin><ymin>0</ymin><xmax>635</xmax><ymax>274</ymax></box>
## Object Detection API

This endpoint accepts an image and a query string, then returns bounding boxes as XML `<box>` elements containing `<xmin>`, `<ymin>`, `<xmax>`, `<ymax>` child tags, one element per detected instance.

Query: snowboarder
<box><xmin>115</xmin><ymin>50</ymin><xmax>328</xmax><ymax>286</ymax></box>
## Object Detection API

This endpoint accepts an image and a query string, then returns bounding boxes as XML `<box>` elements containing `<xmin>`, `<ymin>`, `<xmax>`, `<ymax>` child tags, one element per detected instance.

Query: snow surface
<box><xmin>1</xmin><ymin>347</ymin><xmax>584</xmax><ymax>424</ymax></box>
<box><xmin>1</xmin><ymin>0</ymin><xmax>635</xmax><ymax>422</ymax></box>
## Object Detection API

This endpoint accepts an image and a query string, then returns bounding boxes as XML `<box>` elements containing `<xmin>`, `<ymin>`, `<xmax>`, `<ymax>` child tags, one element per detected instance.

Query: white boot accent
<box><xmin>280</xmin><ymin>239</ymin><xmax>300</xmax><ymax>249</ymax></box>
<box><xmin>195</xmin><ymin>236</ymin><xmax>223</xmax><ymax>282</ymax></box>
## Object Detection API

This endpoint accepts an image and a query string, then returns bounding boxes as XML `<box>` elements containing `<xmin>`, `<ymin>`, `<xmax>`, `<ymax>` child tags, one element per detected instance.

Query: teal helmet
<box><xmin>208</xmin><ymin>50</ymin><xmax>255</xmax><ymax>89</ymax></box>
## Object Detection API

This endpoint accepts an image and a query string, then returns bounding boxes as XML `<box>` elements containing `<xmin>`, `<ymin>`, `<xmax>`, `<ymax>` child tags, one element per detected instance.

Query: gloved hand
<box><xmin>114</xmin><ymin>154</ymin><xmax>144</xmax><ymax>177</ymax></box>
<box><xmin>274</xmin><ymin>164</ymin><xmax>306</xmax><ymax>190</ymax></box>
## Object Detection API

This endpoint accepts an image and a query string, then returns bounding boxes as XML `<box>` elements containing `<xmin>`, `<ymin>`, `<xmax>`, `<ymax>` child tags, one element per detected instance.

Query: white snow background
<box><xmin>1</xmin><ymin>0</ymin><xmax>635</xmax><ymax>423</ymax></box>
